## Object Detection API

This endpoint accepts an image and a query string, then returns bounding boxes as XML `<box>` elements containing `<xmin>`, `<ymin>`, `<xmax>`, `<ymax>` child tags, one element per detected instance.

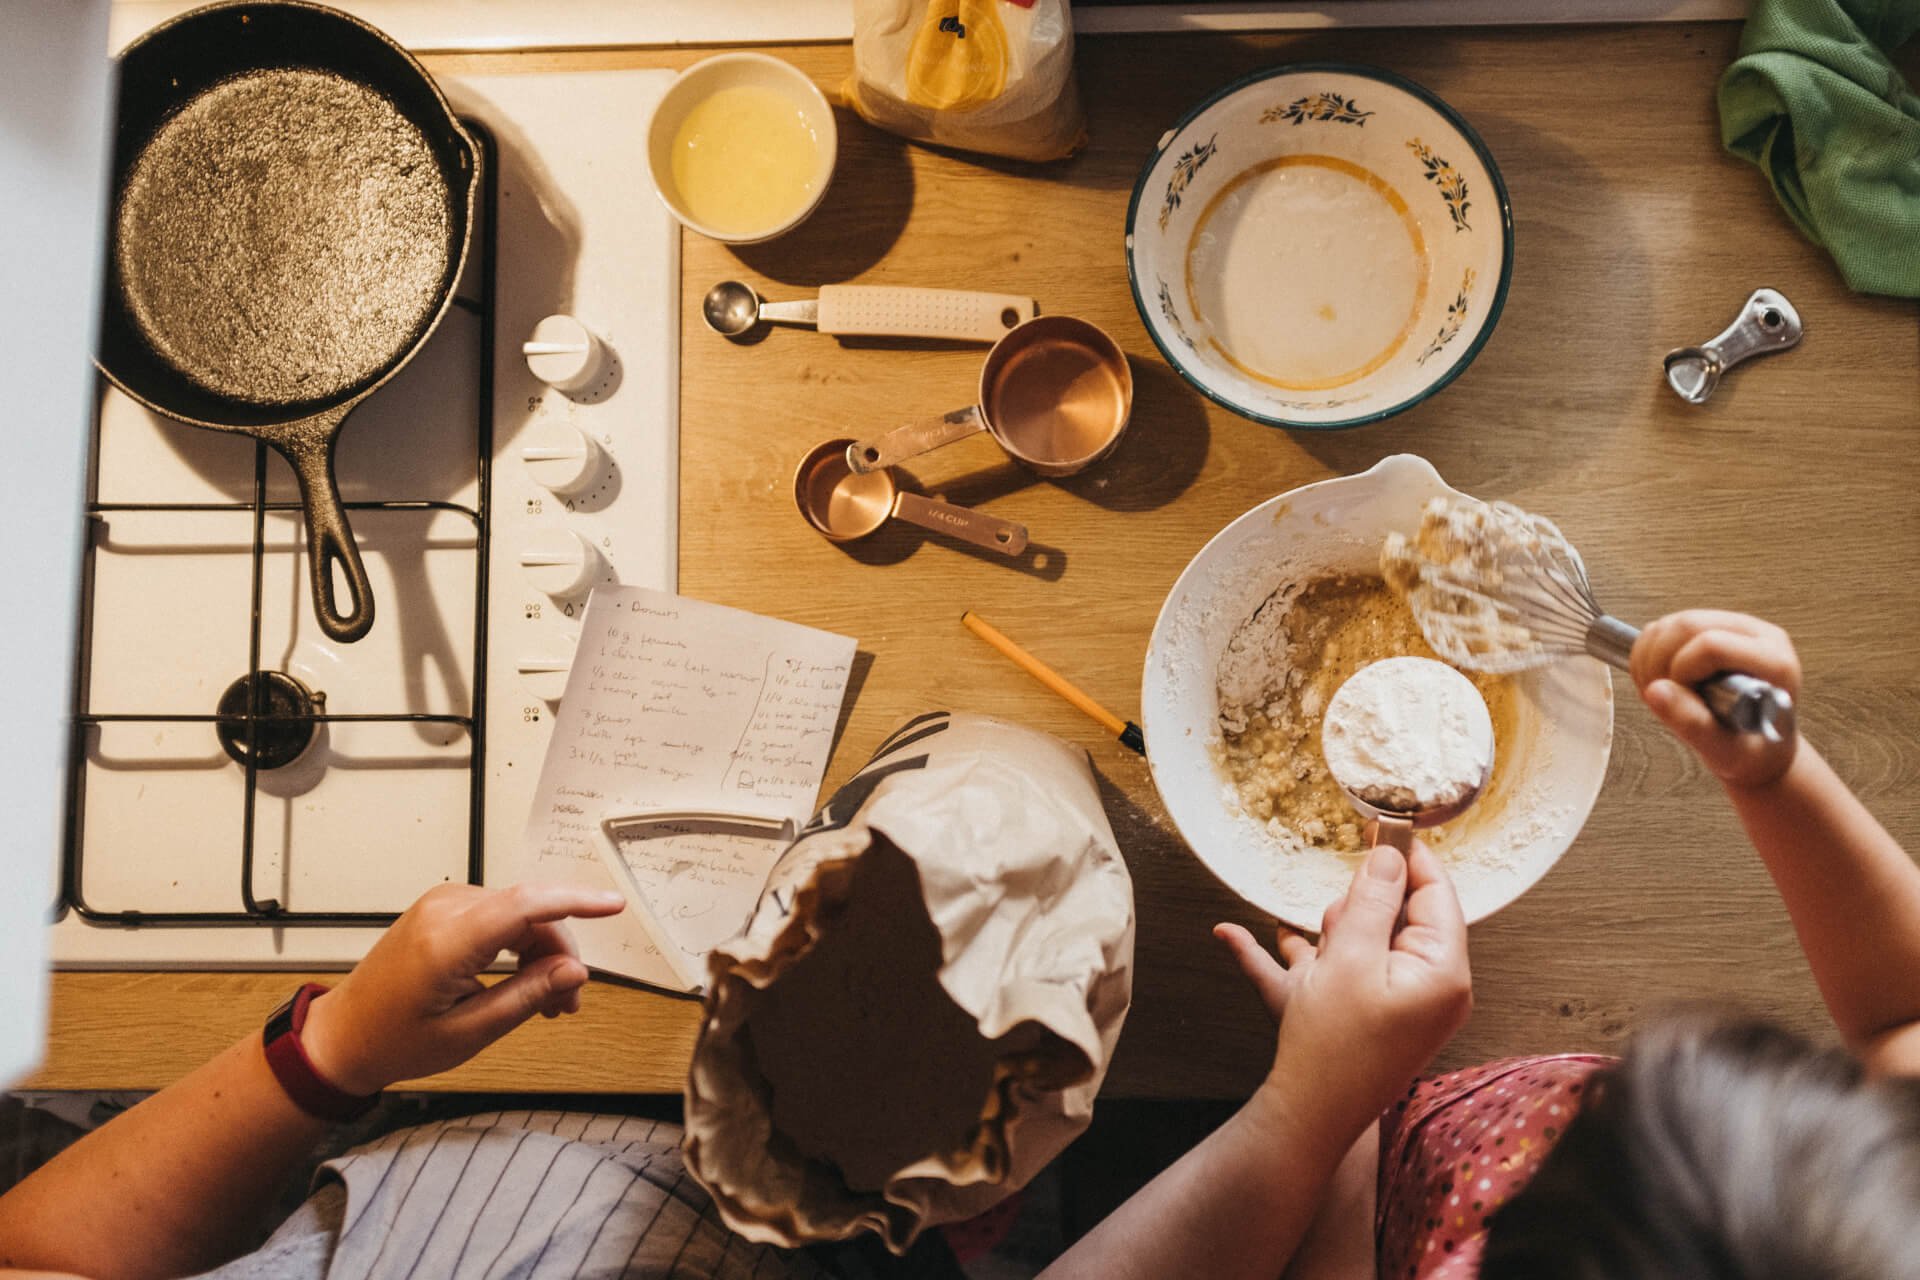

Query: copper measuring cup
<box><xmin>794</xmin><ymin>439</ymin><xmax>1030</xmax><ymax>555</ymax></box>
<box><xmin>846</xmin><ymin>315</ymin><xmax>1133</xmax><ymax>478</ymax></box>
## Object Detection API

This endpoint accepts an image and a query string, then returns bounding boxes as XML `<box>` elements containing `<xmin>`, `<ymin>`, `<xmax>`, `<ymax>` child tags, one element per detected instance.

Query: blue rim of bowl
<box><xmin>1123</xmin><ymin>62</ymin><xmax>1515</xmax><ymax>432</ymax></box>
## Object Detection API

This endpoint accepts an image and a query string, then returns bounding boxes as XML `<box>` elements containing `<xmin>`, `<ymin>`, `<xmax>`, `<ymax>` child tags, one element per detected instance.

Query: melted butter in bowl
<box><xmin>671</xmin><ymin>86</ymin><xmax>824</xmax><ymax>237</ymax></box>
<box><xmin>648</xmin><ymin>54</ymin><xmax>838</xmax><ymax>244</ymax></box>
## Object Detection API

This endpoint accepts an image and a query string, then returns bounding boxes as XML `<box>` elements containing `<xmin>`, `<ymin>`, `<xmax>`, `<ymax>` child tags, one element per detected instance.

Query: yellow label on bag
<box><xmin>904</xmin><ymin>0</ymin><xmax>1009</xmax><ymax>112</ymax></box>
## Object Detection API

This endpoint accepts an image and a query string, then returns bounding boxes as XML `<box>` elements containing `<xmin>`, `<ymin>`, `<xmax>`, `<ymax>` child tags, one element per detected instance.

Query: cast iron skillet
<box><xmin>99</xmin><ymin>0</ymin><xmax>477</xmax><ymax>643</ymax></box>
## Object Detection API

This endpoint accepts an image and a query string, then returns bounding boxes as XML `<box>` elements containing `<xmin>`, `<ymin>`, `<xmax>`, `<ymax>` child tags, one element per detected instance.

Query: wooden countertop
<box><xmin>33</xmin><ymin>26</ymin><xmax>1920</xmax><ymax>1098</ymax></box>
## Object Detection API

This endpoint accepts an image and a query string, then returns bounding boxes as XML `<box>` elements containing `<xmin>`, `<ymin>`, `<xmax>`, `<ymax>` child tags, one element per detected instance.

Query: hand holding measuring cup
<box><xmin>846</xmin><ymin>316</ymin><xmax>1133</xmax><ymax>478</ymax></box>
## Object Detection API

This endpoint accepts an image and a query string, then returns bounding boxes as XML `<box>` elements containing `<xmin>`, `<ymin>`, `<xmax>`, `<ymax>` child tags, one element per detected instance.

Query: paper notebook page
<box><xmin>518</xmin><ymin>586</ymin><xmax>856</xmax><ymax>988</ymax></box>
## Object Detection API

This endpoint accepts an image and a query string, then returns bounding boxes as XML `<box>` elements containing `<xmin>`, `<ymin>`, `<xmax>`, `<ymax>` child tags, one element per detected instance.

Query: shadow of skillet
<box><xmin>1088</xmin><ymin>766</ymin><xmax>1278</xmax><ymax>1099</ymax></box>
<box><xmin>1284</xmin><ymin>114</ymin><xmax>1649</xmax><ymax>492</ymax></box>
<box><xmin>296</xmin><ymin>83</ymin><xmax>582</xmax><ymax>724</ymax></box>
<box><xmin>728</xmin><ymin>107</ymin><xmax>916</xmax><ymax>287</ymax></box>
<box><xmin>443</xmin><ymin>76</ymin><xmax>583</xmax><ymax>403</ymax></box>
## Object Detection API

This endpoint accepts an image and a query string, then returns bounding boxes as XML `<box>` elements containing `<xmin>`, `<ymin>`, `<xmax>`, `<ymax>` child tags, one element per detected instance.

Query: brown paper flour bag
<box><xmin>683</xmin><ymin>712</ymin><xmax>1134</xmax><ymax>1252</ymax></box>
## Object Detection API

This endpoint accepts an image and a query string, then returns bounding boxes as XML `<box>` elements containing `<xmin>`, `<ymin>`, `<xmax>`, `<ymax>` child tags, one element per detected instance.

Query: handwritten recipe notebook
<box><xmin>516</xmin><ymin>587</ymin><xmax>856</xmax><ymax>991</ymax></box>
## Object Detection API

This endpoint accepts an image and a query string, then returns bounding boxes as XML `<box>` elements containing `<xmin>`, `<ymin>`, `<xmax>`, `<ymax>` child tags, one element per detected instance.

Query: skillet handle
<box><xmin>277</xmin><ymin>419</ymin><xmax>375</xmax><ymax>644</ymax></box>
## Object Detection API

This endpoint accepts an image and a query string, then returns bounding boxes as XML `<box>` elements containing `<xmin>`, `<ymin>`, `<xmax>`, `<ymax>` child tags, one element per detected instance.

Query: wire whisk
<box><xmin>1383</xmin><ymin>497</ymin><xmax>1796</xmax><ymax>743</ymax></box>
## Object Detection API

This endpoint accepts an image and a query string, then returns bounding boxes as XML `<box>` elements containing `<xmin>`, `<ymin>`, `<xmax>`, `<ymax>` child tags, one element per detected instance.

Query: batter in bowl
<box><xmin>1213</xmin><ymin>573</ymin><xmax>1518</xmax><ymax>854</ymax></box>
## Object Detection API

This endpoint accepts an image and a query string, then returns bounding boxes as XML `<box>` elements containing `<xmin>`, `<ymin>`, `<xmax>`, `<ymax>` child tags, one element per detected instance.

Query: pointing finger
<box><xmin>456</xmin><ymin>884</ymin><xmax>626</xmax><ymax>968</ymax></box>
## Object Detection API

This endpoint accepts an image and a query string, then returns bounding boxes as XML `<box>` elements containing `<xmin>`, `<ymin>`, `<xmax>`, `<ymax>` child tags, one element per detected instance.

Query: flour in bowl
<box><xmin>1322</xmin><ymin>657</ymin><xmax>1493</xmax><ymax>814</ymax></box>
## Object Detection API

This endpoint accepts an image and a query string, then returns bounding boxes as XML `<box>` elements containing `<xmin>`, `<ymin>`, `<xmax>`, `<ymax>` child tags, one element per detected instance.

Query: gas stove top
<box><xmin>54</xmin><ymin>70</ymin><xmax>680</xmax><ymax>967</ymax></box>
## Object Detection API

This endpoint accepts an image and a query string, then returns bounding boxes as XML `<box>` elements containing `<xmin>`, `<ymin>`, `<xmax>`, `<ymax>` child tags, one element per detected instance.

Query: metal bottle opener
<box><xmin>1663</xmin><ymin>288</ymin><xmax>1803</xmax><ymax>404</ymax></box>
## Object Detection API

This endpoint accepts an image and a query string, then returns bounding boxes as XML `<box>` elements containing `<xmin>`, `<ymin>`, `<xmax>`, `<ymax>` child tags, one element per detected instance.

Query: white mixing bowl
<box><xmin>1141</xmin><ymin>454</ymin><xmax>1613</xmax><ymax>928</ymax></box>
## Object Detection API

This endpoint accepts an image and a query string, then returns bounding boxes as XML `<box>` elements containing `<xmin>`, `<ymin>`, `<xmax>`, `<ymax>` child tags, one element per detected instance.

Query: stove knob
<box><xmin>517</xmin><ymin>656</ymin><xmax>572</xmax><ymax>704</ymax></box>
<box><xmin>519</xmin><ymin>529</ymin><xmax>604</xmax><ymax>598</ymax></box>
<box><xmin>519</xmin><ymin>421</ymin><xmax>603</xmax><ymax>497</ymax></box>
<box><xmin>522</xmin><ymin>314</ymin><xmax>607</xmax><ymax>395</ymax></box>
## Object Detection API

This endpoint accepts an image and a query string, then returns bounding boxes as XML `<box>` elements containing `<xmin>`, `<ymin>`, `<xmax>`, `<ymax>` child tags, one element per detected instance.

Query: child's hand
<box><xmin>1215</xmin><ymin>842</ymin><xmax>1472</xmax><ymax>1136</ymax></box>
<box><xmin>1630</xmin><ymin>610</ymin><xmax>1800</xmax><ymax>789</ymax></box>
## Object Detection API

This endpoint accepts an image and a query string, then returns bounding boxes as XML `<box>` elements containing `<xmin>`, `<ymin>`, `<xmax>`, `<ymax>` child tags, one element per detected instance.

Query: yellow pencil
<box><xmin>961</xmin><ymin>611</ymin><xmax>1145</xmax><ymax>755</ymax></box>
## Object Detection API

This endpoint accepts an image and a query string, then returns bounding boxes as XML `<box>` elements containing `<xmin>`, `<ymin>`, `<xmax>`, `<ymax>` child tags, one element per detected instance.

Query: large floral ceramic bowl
<box><xmin>1125</xmin><ymin>64</ymin><xmax>1512</xmax><ymax>430</ymax></box>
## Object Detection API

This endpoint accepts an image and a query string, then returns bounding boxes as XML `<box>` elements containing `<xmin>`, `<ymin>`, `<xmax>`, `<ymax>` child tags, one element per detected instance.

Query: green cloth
<box><xmin>1718</xmin><ymin>0</ymin><xmax>1920</xmax><ymax>297</ymax></box>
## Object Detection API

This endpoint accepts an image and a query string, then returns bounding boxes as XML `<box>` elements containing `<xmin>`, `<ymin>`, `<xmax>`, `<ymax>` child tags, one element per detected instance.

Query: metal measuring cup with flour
<box><xmin>1322</xmin><ymin>657</ymin><xmax>1495</xmax><ymax>854</ymax></box>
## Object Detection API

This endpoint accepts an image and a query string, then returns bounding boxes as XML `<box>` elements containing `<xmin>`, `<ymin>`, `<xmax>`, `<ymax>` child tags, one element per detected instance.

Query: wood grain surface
<box><xmin>32</xmin><ymin>24</ymin><xmax>1920</xmax><ymax>1097</ymax></box>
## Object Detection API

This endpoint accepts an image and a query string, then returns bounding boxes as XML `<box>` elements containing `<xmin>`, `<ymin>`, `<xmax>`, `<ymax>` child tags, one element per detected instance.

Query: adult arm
<box><xmin>1041</xmin><ymin>843</ymin><xmax>1472</xmax><ymax>1280</ymax></box>
<box><xmin>1632</xmin><ymin>611</ymin><xmax>1920</xmax><ymax>1075</ymax></box>
<box><xmin>0</xmin><ymin>882</ymin><xmax>625</xmax><ymax>1280</ymax></box>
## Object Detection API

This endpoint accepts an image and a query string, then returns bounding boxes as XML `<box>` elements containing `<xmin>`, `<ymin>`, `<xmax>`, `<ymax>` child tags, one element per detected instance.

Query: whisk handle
<box><xmin>1698</xmin><ymin>674</ymin><xmax>1798</xmax><ymax>745</ymax></box>
<box><xmin>1584</xmin><ymin>615</ymin><xmax>1640</xmax><ymax>670</ymax></box>
<box><xmin>1584</xmin><ymin>615</ymin><xmax>1797</xmax><ymax>744</ymax></box>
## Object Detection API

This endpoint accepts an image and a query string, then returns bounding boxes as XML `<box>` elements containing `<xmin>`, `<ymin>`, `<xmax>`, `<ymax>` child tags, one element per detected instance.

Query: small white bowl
<box><xmin>646</xmin><ymin>52</ymin><xmax>838</xmax><ymax>245</ymax></box>
<box><xmin>1140</xmin><ymin>454</ymin><xmax>1613</xmax><ymax>928</ymax></box>
<box><xmin>1126</xmin><ymin>64</ymin><xmax>1512</xmax><ymax>430</ymax></box>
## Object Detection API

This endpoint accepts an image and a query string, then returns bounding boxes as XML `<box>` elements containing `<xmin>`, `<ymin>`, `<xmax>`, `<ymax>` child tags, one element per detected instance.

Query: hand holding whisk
<box><xmin>1383</xmin><ymin>498</ymin><xmax>1796</xmax><ymax>743</ymax></box>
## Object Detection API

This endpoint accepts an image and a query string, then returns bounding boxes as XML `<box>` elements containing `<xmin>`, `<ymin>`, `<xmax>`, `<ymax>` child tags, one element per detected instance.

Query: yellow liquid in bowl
<box><xmin>670</xmin><ymin>85</ymin><xmax>823</xmax><ymax>236</ymax></box>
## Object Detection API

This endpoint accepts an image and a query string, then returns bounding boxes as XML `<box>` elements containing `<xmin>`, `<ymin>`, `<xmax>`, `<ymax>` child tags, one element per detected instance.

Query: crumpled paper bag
<box><xmin>683</xmin><ymin>711</ymin><xmax>1134</xmax><ymax>1252</ymax></box>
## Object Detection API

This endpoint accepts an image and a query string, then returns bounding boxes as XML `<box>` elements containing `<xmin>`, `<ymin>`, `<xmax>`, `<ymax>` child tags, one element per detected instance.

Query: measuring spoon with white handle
<box><xmin>702</xmin><ymin>280</ymin><xmax>1036</xmax><ymax>342</ymax></box>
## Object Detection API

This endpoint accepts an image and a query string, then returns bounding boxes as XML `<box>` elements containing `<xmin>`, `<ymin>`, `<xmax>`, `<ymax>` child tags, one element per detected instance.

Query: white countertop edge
<box><xmin>111</xmin><ymin>0</ymin><xmax>1746</xmax><ymax>55</ymax></box>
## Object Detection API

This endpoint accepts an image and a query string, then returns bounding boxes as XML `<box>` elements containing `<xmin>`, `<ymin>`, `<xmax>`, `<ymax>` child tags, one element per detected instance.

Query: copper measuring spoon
<box><xmin>794</xmin><ymin>439</ymin><xmax>1029</xmax><ymax>555</ymax></box>
<box><xmin>846</xmin><ymin>316</ymin><xmax>1133</xmax><ymax>478</ymax></box>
